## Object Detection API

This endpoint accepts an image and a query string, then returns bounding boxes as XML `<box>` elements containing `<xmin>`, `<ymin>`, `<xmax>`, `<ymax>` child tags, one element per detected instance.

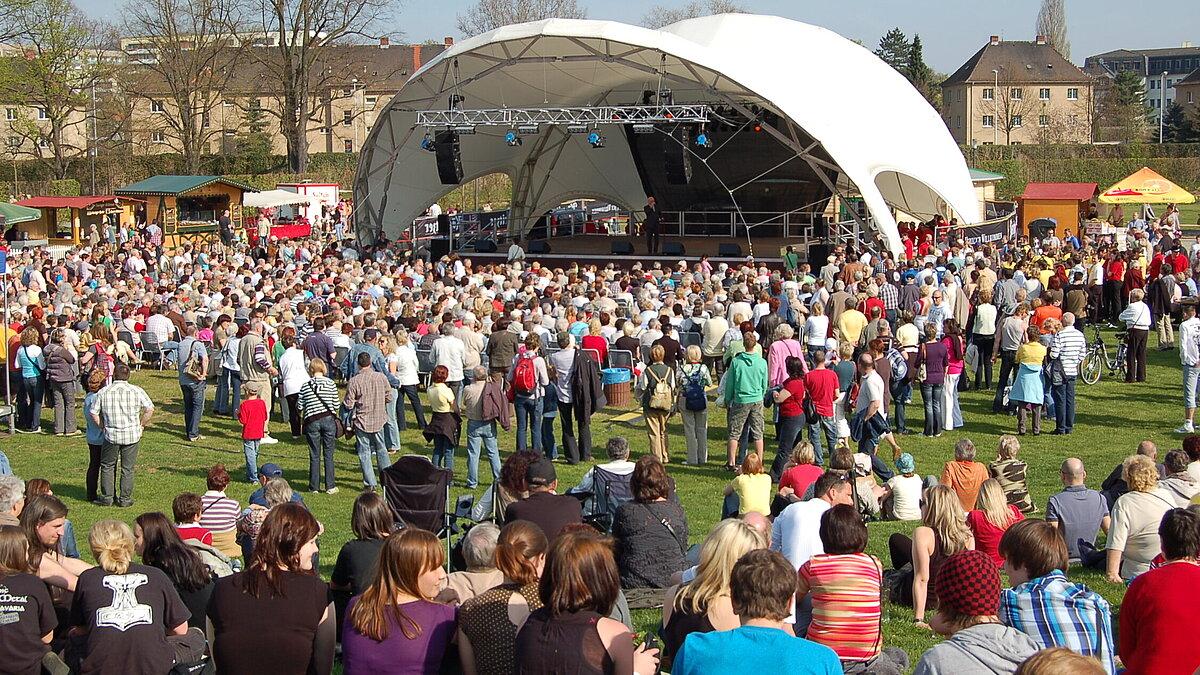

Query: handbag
<box><xmin>916</xmin><ymin>344</ymin><xmax>928</xmax><ymax>382</ymax></box>
<box><xmin>307</xmin><ymin>380</ymin><xmax>349</xmax><ymax>439</ymax></box>
<box><xmin>802</xmin><ymin>391</ymin><xmax>818</xmax><ymax>425</ymax></box>
<box><xmin>182</xmin><ymin>339</ymin><xmax>207</xmax><ymax>382</ymax></box>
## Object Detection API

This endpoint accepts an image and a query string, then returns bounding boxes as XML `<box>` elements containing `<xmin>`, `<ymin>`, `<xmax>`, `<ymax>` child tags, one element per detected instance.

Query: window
<box><xmin>1010</xmin><ymin>87</ymin><xmax>1023</xmax><ymax>100</ymax></box>
<box><xmin>222</xmin><ymin>99</ymin><xmax>233</xmax><ymax>108</ymax></box>
<box><xmin>1190</xmin><ymin>91</ymin><xmax>1195</xmax><ymax>104</ymax></box>
<box><xmin>250</xmin><ymin>98</ymin><xmax>261</xmax><ymax>110</ymax></box>
<box><xmin>202</xmin><ymin>114</ymin><xmax>210</xmax><ymax>128</ymax></box>
<box><xmin>343</xmin><ymin>139</ymin><xmax>353</xmax><ymax>153</ymax></box>
<box><xmin>4</xmin><ymin>108</ymin><xmax>14</xmax><ymax>121</ymax></box>
<box><xmin>150</xmin><ymin>99</ymin><xmax>164</xmax><ymax>113</ymax></box>
<box><xmin>151</xmin><ymin>131</ymin><xmax>165</xmax><ymax>143</ymax></box>
<box><xmin>37</xmin><ymin>108</ymin><xmax>47</xmax><ymax>120</ymax></box>
<box><xmin>1067</xmin><ymin>87</ymin><xmax>1079</xmax><ymax>100</ymax></box>
<box><xmin>982</xmin><ymin>115</ymin><xmax>994</xmax><ymax>128</ymax></box>
<box><xmin>1039</xmin><ymin>87</ymin><xmax>1050</xmax><ymax>100</ymax></box>
<box><xmin>982</xmin><ymin>87</ymin><xmax>994</xmax><ymax>100</ymax></box>
<box><xmin>1150</xmin><ymin>79</ymin><xmax>1158</xmax><ymax>89</ymax></box>
<box><xmin>6</xmin><ymin>137</ymin><xmax>17</xmax><ymax>148</ymax></box>
<box><xmin>365</xmin><ymin>96</ymin><xmax>377</xmax><ymax>109</ymax></box>
<box><xmin>1039</xmin><ymin>114</ymin><xmax>1049</xmax><ymax>127</ymax></box>
<box><xmin>1011</xmin><ymin>114</ymin><xmax>1023</xmax><ymax>127</ymax></box>
<box><xmin>1069</xmin><ymin>114</ymin><xmax>1079</xmax><ymax>124</ymax></box>
<box><xmin>342</xmin><ymin>110</ymin><xmax>352</xmax><ymax>126</ymax></box>
<box><xmin>37</xmin><ymin>137</ymin><xmax>49</xmax><ymax>148</ymax></box>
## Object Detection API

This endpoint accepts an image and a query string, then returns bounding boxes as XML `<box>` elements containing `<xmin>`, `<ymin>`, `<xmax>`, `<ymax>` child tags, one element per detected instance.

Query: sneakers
<box><xmin>260</xmin><ymin>435</ymin><xmax>279</xmax><ymax>445</ymax></box>
<box><xmin>1175</xmin><ymin>423</ymin><xmax>1195</xmax><ymax>434</ymax></box>
<box><xmin>325</xmin><ymin>487</ymin><xmax>340</xmax><ymax>495</ymax></box>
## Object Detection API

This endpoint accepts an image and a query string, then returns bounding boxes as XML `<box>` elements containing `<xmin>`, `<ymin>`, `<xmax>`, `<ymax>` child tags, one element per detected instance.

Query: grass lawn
<box><xmin>3</xmin><ymin>334</ymin><xmax>1179</xmax><ymax>670</ymax></box>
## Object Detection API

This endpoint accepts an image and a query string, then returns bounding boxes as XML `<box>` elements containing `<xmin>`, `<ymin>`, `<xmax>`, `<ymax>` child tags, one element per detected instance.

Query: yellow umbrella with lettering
<box><xmin>1099</xmin><ymin>166</ymin><xmax>1196</xmax><ymax>204</ymax></box>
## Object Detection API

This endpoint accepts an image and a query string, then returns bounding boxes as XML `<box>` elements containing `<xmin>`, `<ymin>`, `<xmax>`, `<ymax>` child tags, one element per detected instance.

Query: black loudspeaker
<box><xmin>665</xmin><ymin>128</ymin><xmax>692</xmax><ymax>185</ymax></box>
<box><xmin>436</xmin><ymin>213</ymin><xmax>450</xmax><ymax>235</ymax></box>
<box><xmin>611</xmin><ymin>241</ymin><xmax>634</xmax><ymax>255</ymax></box>
<box><xmin>434</xmin><ymin>130</ymin><xmax>463</xmax><ymax>185</ymax></box>
<box><xmin>717</xmin><ymin>243</ymin><xmax>742</xmax><ymax>257</ymax></box>
<box><xmin>429</xmin><ymin>238</ymin><xmax>451</xmax><ymax>260</ymax></box>
<box><xmin>808</xmin><ymin>243</ymin><xmax>833</xmax><ymax>265</ymax></box>
<box><xmin>812</xmin><ymin>215</ymin><xmax>828</xmax><ymax>240</ymax></box>
<box><xmin>662</xmin><ymin>241</ymin><xmax>685</xmax><ymax>256</ymax></box>
<box><xmin>474</xmin><ymin>238</ymin><xmax>497</xmax><ymax>252</ymax></box>
<box><xmin>529</xmin><ymin>240</ymin><xmax>550</xmax><ymax>254</ymax></box>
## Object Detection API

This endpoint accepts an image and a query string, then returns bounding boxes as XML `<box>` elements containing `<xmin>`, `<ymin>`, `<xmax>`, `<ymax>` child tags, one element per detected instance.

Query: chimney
<box><xmin>379</xmin><ymin>36</ymin><xmax>390</xmax><ymax>48</ymax></box>
<box><xmin>444</xmin><ymin>36</ymin><xmax>454</xmax><ymax>48</ymax></box>
<box><xmin>412</xmin><ymin>44</ymin><xmax>422</xmax><ymax>70</ymax></box>
<box><xmin>989</xmin><ymin>35</ymin><xmax>1001</xmax><ymax>46</ymax></box>
<box><xmin>1035</xmin><ymin>34</ymin><xmax>1047</xmax><ymax>45</ymax></box>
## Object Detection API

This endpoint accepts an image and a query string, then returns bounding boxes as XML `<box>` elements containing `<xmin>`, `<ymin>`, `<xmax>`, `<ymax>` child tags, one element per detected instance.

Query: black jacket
<box><xmin>572</xmin><ymin>350</ymin><xmax>606</xmax><ymax>417</ymax></box>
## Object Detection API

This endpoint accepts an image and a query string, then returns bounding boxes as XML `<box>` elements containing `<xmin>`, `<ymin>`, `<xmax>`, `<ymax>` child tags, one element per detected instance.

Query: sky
<box><xmin>75</xmin><ymin>0</ymin><xmax>1199</xmax><ymax>74</ymax></box>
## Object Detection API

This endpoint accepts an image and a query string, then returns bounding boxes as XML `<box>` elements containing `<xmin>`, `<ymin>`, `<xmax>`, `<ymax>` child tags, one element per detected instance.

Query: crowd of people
<box><xmin>0</xmin><ymin>202</ymin><xmax>1197</xmax><ymax>674</ymax></box>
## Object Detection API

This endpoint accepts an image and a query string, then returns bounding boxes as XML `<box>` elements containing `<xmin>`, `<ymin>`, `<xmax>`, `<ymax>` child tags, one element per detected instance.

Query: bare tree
<box><xmin>1036</xmin><ymin>0</ymin><xmax>1070</xmax><ymax>61</ymax></box>
<box><xmin>1</xmin><ymin>0</ymin><xmax>111</xmax><ymax>179</ymax></box>
<box><xmin>456</xmin><ymin>0</ymin><xmax>586</xmax><ymax>37</ymax></box>
<box><xmin>641</xmin><ymin>0</ymin><xmax>745</xmax><ymax>29</ymax></box>
<box><xmin>241</xmin><ymin>0</ymin><xmax>397</xmax><ymax>172</ymax></box>
<box><xmin>980</xmin><ymin>75</ymin><xmax>1040</xmax><ymax>144</ymax></box>
<box><xmin>121</xmin><ymin>0</ymin><xmax>245</xmax><ymax>174</ymax></box>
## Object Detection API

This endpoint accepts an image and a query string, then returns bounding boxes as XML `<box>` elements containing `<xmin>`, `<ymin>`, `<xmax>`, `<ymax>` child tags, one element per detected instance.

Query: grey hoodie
<box><xmin>912</xmin><ymin>623</ymin><xmax>1041</xmax><ymax>675</ymax></box>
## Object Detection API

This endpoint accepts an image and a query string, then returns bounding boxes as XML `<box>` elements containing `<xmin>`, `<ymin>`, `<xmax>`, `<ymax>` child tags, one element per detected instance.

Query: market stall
<box><xmin>1099</xmin><ymin>166</ymin><xmax>1196</xmax><ymax>214</ymax></box>
<box><xmin>243</xmin><ymin>189</ymin><xmax>321</xmax><ymax>240</ymax></box>
<box><xmin>115</xmin><ymin>175</ymin><xmax>257</xmax><ymax>246</ymax></box>
<box><xmin>1016</xmin><ymin>182</ymin><xmax>1098</xmax><ymax>239</ymax></box>
<box><xmin>0</xmin><ymin>202</ymin><xmax>45</xmax><ymax>247</ymax></box>
<box><xmin>14</xmin><ymin>196</ymin><xmax>140</xmax><ymax>246</ymax></box>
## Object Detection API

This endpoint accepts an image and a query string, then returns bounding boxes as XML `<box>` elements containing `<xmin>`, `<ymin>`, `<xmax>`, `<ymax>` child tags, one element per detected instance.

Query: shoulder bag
<box><xmin>306</xmin><ymin>379</ymin><xmax>349</xmax><ymax>439</ymax></box>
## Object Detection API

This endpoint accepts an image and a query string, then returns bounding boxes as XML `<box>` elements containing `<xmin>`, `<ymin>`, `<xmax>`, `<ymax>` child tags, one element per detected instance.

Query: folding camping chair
<box><xmin>380</xmin><ymin>455</ymin><xmax>458</xmax><ymax>568</ymax></box>
<box><xmin>579</xmin><ymin>466</ymin><xmax>634</xmax><ymax>533</ymax></box>
<box><xmin>608</xmin><ymin>349</ymin><xmax>634</xmax><ymax>373</ymax></box>
<box><xmin>138</xmin><ymin>331</ymin><xmax>165</xmax><ymax>370</ymax></box>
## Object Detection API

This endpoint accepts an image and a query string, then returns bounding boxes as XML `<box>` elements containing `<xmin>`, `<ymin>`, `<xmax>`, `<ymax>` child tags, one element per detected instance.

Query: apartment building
<box><xmin>941</xmin><ymin>35</ymin><xmax>1094</xmax><ymax>145</ymax></box>
<box><xmin>1084</xmin><ymin>44</ymin><xmax>1200</xmax><ymax>121</ymax></box>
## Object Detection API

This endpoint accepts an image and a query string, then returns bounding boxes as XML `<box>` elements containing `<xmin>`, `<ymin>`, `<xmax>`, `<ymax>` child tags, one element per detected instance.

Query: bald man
<box><xmin>1047</xmin><ymin>458</ymin><xmax>1111</xmax><ymax>562</ymax></box>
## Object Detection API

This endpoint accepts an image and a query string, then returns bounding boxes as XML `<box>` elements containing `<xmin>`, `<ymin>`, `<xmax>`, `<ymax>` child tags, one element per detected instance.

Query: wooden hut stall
<box><xmin>14</xmin><ymin>196</ymin><xmax>140</xmax><ymax>246</ymax></box>
<box><xmin>1016</xmin><ymin>182</ymin><xmax>1098</xmax><ymax>239</ymax></box>
<box><xmin>115</xmin><ymin>175</ymin><xmax>257</xmax><ymax>246</ymax></box>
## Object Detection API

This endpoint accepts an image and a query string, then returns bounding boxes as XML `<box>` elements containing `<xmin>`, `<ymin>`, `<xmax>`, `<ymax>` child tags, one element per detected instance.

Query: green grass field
<box><xmin>4</xmin><ymin>337</ymin><xmax>1180</xmax><ymax>669</ymax></box>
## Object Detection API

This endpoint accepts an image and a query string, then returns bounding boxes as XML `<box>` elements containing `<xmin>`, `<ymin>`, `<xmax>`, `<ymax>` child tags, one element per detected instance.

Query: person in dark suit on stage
<box><xmin>644</xmin><ymin>196</ymin><xmax>661</xmax><ymax>255</ymax></box>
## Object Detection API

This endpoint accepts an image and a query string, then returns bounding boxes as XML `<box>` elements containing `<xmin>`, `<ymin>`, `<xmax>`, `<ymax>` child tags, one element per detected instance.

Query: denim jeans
<box><xmin>98</xmin><ymin>440</ymin><xmax>139</xmax><ymax>506</ymax></box>
<box><xmin>48</xmin><ymin>379</ymin><xmax>76</xmax><ymax>434</ymax></box>
<box><xmin>541</xmin><ymin>416</ymin><xmax>558</xmax><ymax>459</ymax></box>
<box><xmin>514</xmin><ymin>396</ymin><xmax>543</xmax><ymax>454</ymax></box>
<box><xmin>383</xmin><ymin>386</ymin><xmax>401</xmax><ymax>450</ymax></box>
<box><xmin>433</xmin><ymin>435</ymin><xmax>456</xmax><ymax>470</ymax></box>
<box><xmin>921</xmin><ymin>383</ymin><xmax>944</xmax><ymax>436</ymax></box>
<box><xmin>465</xmin><ymin>419</ymin><xmax>502</xmax><ymax>488</ymax></box>
<box><xmin>180</xmin><ymin>380</ymin><xmax>206</xmax><ymax>439</ymax></box>
<box><xmin>304</xmin><ymin>416</ymin><xmax>337</xmax><ymax>491</ymax></box>
<box><xmin>242</xmin><ymin>440</ymin><xmax>260</xmax><ymax>482</ymax></box>
<box><xmin>20</xmin><ymin>376</ymin><xmax>43</xmax><ymax>431</ymax></box>
<box><xmin>355</xmin><ymin>429</ymin><xmax>390</xmax><ymax>488</ymax></box>
<box><xmin>1052</xmin><ymin>376</ymin><xmax>1077</xmax><ymax>433</ymax></box>
<box><xmin>221</xmin><ymin>369</ymin><xmax>241</xmax><ymax>418</ymax></box>
<box><xmin>161</xmin><ymin>340</ymin><xmax>180</xmax><ymax>366</ymax></box>
<box><xmin>807</xmin><ymin>415</ymin><xmax>837</xmax><ymax>466</ymax></box>
<box><xmin>773</xmin><ymin>415</ymin><xmax>807</xmax><ymax>480</ymax></box>
<box><xmin>893</xmin><ymin>380</ymin><xmax>911</xmax><ymax>434</ymax></box>
<box><xmin>397</xmin><ymin>384</ymin><xmax>427</xmax><ymax>431</ymax></box>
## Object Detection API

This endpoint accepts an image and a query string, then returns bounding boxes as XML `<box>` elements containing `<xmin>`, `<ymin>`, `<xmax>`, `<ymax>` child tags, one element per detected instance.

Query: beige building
<box><xmin>942</xmin><ymin>35</ymin><xmax>1094</xmax><ymax>145</ymax></box>
<box><xmin>1</xmin><ymin>103</ymin><xmax>90</xmax><ymax>158</ymax></box>
<box><xmin>1177</xmin><ymin>68</ymin><xmax>1200</xmax><ymax>114</ymax></box>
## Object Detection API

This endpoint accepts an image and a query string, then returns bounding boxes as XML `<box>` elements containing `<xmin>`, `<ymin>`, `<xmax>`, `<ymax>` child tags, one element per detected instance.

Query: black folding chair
<box><xmin>381</xmin><ymin>455</ymin><xmax>456</xmax><ymax>566</ymax></box>
<box><xmin>579</xmin><ymin>466</ymin><xmax>634</xmax><ymax>533</ymax></box>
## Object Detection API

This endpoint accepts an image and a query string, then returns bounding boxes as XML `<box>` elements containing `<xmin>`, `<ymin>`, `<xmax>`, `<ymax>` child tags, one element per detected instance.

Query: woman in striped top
<box><xmin>797</xmin><ymin>504</ymin><xmax>909</xmax><ymax>673</ymax></box>
<box><xmin>200</xmin><ymin>465</ymin><xmax>243</xmax><ymax>559</ymax></box>
<box><xmin>298</xmin><ymin>359</ymin><xmax>341</xmax><ymax>493</ymax></box>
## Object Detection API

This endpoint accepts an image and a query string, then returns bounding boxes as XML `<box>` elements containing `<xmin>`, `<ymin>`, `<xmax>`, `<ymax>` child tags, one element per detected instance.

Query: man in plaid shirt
<box><xmin>876</xmin><ymin>273</ymin><xmax>900</xmax><ymax>326</ymax></box>
<box><xmin>344</xmin><ymin>351</ymin><xmax>394</xmax><ymax>490</ymax></box>
<box><xmin>89</xmin><ymin>364</ymin><xmax>154</xmax><ymax>507</ymax></box>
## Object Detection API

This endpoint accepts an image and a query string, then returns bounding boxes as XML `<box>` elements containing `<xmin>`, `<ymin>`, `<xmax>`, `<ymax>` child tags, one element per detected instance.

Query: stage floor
<box><xmin>466</xmin><ymin>233</ymin><xmax>808</xmax><ymax>267</ymax></box>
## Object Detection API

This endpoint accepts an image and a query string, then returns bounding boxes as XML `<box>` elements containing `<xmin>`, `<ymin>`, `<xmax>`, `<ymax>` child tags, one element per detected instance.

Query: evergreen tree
<box><xmin>906</xmin><ymin>34</ymin><xmax>939</xmax><ymax>108</ymax></box>
<box><xmin>874</xmin><ymin>27</ymin><xmax>910</xmax><ymax>73</ymax></box>
<box><xmin>1096</xmin><ymin>70</ymin><xmax>1152</xmax><ymax>141</ymax></box>
<box><xmin>1162</xmin><ymin>102</ymin><xmax>1199</xmax><ymax>143</ymax></box>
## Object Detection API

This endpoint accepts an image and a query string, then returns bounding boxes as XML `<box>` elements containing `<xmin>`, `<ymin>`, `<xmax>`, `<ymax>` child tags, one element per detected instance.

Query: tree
<box><xmin>240</xmin><ymin>0</ymin><xmax>398</xmax><ymax>173</ymax></box>
<box><xmin>121</xmin><ymin>0</ymin><xmax>245</xmax><ymax>174</ymax></box>
<box><xmin>1036</xmin><ymin>0</ymin><xmax>1070</xmax><ymax>62</ymax></box>
<box><xmin>874</xmin><ymin>27</ymin><xmax>910</xmax><ymax>73</ymax></box>
<box><xmin>641</xmin><ymin>0</ymin><xmax>744</xmax><ymax>29</ymax></box>
<box><xmin>1</xmin><ymin>0</ymin><xmax>111</xmax><ymax>179</ymax></box>
<box><xmin>1163</xmin><ymin>102</ymin><xmax>1199</xmax><ymax>143</ymax></box>
<box><xmin>457</xmin><ymin>0</ymin><xmax>586</xmax><ymax>37</ymax></box>
<box><xmin>1095</xmin><ymin>70</ymin><xmax>1152</xmax><ymax>142</ymax></box>
<box><xmin>980</xmin><ymin>71</ymin><xmax>1040</xmax><ymax>144</ymax></box>
<box><xmin>906</xmin><ymin>34</ymin><xmax>939</xmax><ymax>108</ymax></box>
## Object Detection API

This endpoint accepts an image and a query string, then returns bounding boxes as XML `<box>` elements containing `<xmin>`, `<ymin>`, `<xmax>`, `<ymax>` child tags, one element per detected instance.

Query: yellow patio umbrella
<box><xmin>1099</xmin><ymin>166</ymin><xmax>1196</xmax><ymax>204</ymax></box>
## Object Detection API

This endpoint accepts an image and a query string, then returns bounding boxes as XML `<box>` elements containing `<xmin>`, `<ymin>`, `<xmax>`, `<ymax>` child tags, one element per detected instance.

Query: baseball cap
<box><xmin>364</xmin><ymin>328</ymin><xmax>380</xmax><ymax>341</ymax></box>
<box><xmin>525</xmin><ymin>456</ymin><xmax>557</xmax><ymax>487</ymax></box>
<box><xmin>260</xmin><ymin>463</ymin><xmax>283</xmax><ymax>478</ymax></box>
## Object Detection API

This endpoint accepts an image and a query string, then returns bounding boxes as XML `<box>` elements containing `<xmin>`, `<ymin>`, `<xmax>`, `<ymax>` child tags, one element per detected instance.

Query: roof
<box><xmin>1018</xmin><ymin>182</ymin><xmax>1098</xmax><ymax>201</ymax></box>
<box><xmin>16</xmin><ymin>195</ymin><xmax>141</xmax><ymax>209</ymax></box>
<box><xmin>356</xmin><ymin>14</ymin><xmax>980</xmax><ymax>256</ymax></box>
<box><xmin>943</xmin><ymin>40</ymin><xmax>1093</xmax><ymax>86</ymax></box>
<box><xmin>1179</xmin><ymin>69</ymin><xmax>1200</xmax><ymax>86</ymax></box>
<box><xmin>115</xmin><ymin>175</ymin><xmax>258</xmax><ymax>196</ymax></box>
<box><xmin>970</xmin><ymin>168</ymin><xmax>1005</xmax><ymax>182</ymax></box>
<box><xmin>1088</xmin><ymin>46</ymin><xmax>1200</xmax><ymax>61</ymax></box>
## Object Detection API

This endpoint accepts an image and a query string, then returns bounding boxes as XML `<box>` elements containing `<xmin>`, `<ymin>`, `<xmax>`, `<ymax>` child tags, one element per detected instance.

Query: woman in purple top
<box><xmin>342</xmin><ymin>528</ymin><xmax>457</xmax><ymax>675</ymax></box>
<box><xmin>913</xmin><ymin>323</ymin><xmax>949</xmax><ymax>438</ymax></box>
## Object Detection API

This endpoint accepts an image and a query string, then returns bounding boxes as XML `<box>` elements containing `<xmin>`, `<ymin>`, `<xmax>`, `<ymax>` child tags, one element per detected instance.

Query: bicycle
<box><xmin>1081</xmin><ymin>325</ymin><xmax>1128</xmax><ymax>385</ymax></box>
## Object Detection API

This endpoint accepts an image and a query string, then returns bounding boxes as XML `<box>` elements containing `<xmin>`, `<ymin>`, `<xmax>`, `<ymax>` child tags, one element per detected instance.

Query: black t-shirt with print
<box><xmin>0</xmin><ymin>572</ymin><xmax>56</xmax><ymax>675</ymax></box>
<box><xmin>69</xmin><ymin>563</ymin><xmax>190</xmax><ymax>675</ymax></box>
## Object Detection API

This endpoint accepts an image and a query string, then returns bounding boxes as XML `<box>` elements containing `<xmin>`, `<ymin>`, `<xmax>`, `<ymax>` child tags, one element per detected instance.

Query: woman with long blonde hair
<box><xmin>966</xmin><ymin>479</ymin><xmax>1025</xmax><ymax>567</ymax></box>
<box><xmin>661</xmin><ymin>518</ymin><xmax>767</xmax><ymax>665</ymax></box>
<box><xmin>342</xmin><ymin>528</ymin><xmax>455</xmax><ymax>673</ymax></box>
<box><xmin>887</xmin><ymin>484</ymin><xmax>974</xmax><ymax>629</ymax></box>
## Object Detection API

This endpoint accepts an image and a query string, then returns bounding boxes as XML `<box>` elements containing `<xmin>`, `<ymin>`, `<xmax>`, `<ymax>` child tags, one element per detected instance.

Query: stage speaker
<box><xmin>429</xmin><ymin>237</ymin><xmax>451</xmax><ymax>260</ymax></box>
<box><xmin>812</xmin><ymin>215</ymin><xmax>828</xmax><ymax>240</ymax></box>
<box><xmin>436</xmin><ymin>213</ymin><xmax>450</xmax><ymax>235</ymax></box>
<box><xmin>434</xmin><ymin>130</ymin><xmax>463</xmax><ymax>185</ymax></box>
<box><xmin>808</xmin><ymin>243</ymin><xmax>833</xmax><ymax>265</ymax></box>
<box><xmin>662</xmin><ymin>241</ymin><xmax>685</xmax><ymax>256</ymax></box>
<box><xmin>611</xmin><ymin>241</ymin><xmax>634</xmax><ymax>255</ymax></box>
<box><xmin>717</xmin><ymin>243</ymin><xmax>742</xmax><ymax>258</ymax></box>
<box><xmin>474</xmin><ymin>238</ymin><xmax>497</xmax><ymax>253</ymax></box>
<box><xmin>665</xmin><ymin>128</ymin><xmax>692</xmax><ymax>185</ymax></box>
<box><xmin>529</xmin><ymin>240</ymin><xmax>550</xmax><ymax>254</ymax></box>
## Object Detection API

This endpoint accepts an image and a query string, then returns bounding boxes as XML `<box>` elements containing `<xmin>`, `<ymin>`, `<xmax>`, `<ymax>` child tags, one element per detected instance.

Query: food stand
<box><xmin>276</xmin><ymin>182</ymin><xmax>339</xmax><ymax>225</ymax></box>
<box><xmin>114</xmin><ymin>175</ymin><xmax>258</xmax><ymax>246</ymax></box>
<box><xmin>243</xmin><ymin>190</ymin><xmax>321</xmax><ymax>240</ymax></box>
<box><xmin>1016</xmin><ymin>183</ymin><xmax>1098</xmax><ymax>239</ymax></box>
<box><xmin>14</xmin><ymin>196</ymin><xmax>140</xmax><ymax>246</ymax></box>
<box><xmin>0</xmin><ymin>202</ymin><xmax>45</xmax><ymax>247</ymax></box>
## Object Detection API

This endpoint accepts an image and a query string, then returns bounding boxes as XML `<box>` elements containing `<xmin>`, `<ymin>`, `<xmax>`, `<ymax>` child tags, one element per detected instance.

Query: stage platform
<box><xmin>463</xmin><ymin>233</ymin><xmax>814</xmax><ymax>268</ymax></box>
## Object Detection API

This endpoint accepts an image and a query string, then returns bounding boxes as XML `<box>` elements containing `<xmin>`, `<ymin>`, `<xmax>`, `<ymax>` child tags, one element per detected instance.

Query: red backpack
<box><xmin>512</xmin><ymin>353</ymin><xmax>537</xmax><ymax>396</ymax></box>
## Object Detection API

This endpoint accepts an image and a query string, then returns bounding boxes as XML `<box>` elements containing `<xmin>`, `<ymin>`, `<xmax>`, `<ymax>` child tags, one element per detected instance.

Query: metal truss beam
<box><xmin>415</xmin><ymin>104</ymin><xmax>711</xmax><ymax>127</ymax></box>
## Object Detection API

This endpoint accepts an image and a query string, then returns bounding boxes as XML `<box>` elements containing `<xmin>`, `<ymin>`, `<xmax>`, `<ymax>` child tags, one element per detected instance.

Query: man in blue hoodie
<box><xmin>723</xmin><ymin>332</ymin><xmax>767</xmax><ymax>471</ymax></box>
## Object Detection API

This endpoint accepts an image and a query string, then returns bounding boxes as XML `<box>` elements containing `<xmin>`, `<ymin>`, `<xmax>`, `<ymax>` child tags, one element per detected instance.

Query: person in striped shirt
<box><xmin>199</xmin><ymin>464</ymin><xmax>243</xmax><ymax>560</ymax></box>
<box><xmin>797</xmin><ymin>504</ymin><xmax>909</xmax><ymax>673</ymax></box>
<box><xmin>1049</xmin><ymin>312</ymin><xmax>1087</xmax><ymax>435</ymax></box>
<box><xmin>998</xmin><ymin>519</ymin><xmax>1116</xmax><ymax>674</ymax></box>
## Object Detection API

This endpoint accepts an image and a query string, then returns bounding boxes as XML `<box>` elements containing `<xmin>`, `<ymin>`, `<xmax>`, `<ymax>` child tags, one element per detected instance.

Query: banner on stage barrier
<box><xmin>942</xmin><ymin>211</ymin><xmax>1016</xmax><ymax>247</ymax></box>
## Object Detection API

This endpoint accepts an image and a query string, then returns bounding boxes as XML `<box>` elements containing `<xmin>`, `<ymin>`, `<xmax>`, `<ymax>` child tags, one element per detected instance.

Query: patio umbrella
<box><xmin>0</xmin><ymin>202</ymin><xmax>42</xmax><ymax>225</ymax></box>
<box><xmin>1099</xmin><ymin>167</ymin><xmax>1196</xmax><ymax>204</ymax></box>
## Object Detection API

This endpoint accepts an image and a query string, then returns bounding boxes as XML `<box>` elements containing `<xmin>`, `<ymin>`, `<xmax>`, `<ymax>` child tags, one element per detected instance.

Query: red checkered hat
<box><xmin>934</xmin><ymin>550</ymin><xmax>1001</xmax><ymax>617</ymax></box>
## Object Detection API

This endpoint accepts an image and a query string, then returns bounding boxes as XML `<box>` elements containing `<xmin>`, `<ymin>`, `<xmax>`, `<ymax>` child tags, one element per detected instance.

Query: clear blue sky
<box><xmin>78</xmin><ymin>0</ymin><xmax>1198</xmax><ymax>73</ymax></box>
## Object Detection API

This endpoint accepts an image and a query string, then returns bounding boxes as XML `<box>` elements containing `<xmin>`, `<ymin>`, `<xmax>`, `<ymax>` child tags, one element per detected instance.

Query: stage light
<box><xmin>695</xmin><ymin>132</ymin><xmax>711</xmax><ymax>148</ymax></box>
<box><xmin>517</xmin><ymin>124</ymin><xmax>539</xmax><ymax>135</ymax></box>
<box><xmin>453</xmin><ymin>124</ymin><xmax>476</xmax><ymax>135</ymax></box>
<box><xmin>752</xmin><ymin>122</ymin><xmax>763</xmax><ymax>133</ymax></box>
<box><xmin>420</xmin><ymin>133</ymin><xmax>435</xmax><ymax>152</ymax></box>
<box><xmin>587</xmin><ymin>131</ymin><xmax>605</xmax><ymax>148</ymax></box>
<box><xmin>567</xmin><ymin>123</ymin><xmax>589</xmax><ymax>134</ymax></box>
<box><xmin>632</xmin><ymin>123</ymin><xmax>655</xmax><ymax>134</ymax></box>
<box><xmin>505</xmin><ymin>130</ymin><xmax>522</xmax><ymax>146</ymax></box>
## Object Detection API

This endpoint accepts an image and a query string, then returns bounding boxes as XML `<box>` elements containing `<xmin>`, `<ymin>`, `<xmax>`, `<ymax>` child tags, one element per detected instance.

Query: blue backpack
<box><xmin>683</xmin><ymin>368</ymin><xmax>707</xmax><ymax>412</ymax></box>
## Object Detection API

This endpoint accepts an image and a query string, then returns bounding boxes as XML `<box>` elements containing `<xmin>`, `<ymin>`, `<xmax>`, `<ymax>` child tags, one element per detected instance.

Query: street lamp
<box><xmin>1160</xmin><ymin>71</ymin><xmax>1168</xmax><ymax>143</ymax></box>
<box><xmin>992</xmin><ymin>69</ymin><xmax>999</xmax><ymax>145</ymax></box>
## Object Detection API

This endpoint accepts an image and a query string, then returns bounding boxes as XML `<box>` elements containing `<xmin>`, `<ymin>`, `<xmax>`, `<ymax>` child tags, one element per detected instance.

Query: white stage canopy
<box><xmin>244</xmin><ymin>189</ymin><xmax>319</xmax><ymax>209</ymax></box>
<box><xmin>353</xmin><ymin>14</ymin><xmax>979</xmax><ymax>255</ymax></box>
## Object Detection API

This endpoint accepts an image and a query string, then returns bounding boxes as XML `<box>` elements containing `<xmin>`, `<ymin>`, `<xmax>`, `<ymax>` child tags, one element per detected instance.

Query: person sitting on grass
<box><xmin>171</xmin><ymin>492</ymin><xmax>213</xmax><ymax>547</ymax></box>
<box><xmin>967</xmin><ymin>479</ymin><xmax>1025</xmax><ymax>568</ymax></box>
<box><xmin>989</xmin><ymin>435</ymin><xmax>1034</xmax><ymax>513</ymax></box>
<box><xmin>723</xmin><ymin>452</ymin><xmax>772</xmax><ymax>518</ymax></box>
<box><xmin>883</xmin><ymin>453</ymin><xmax>930</xmax><ymax>521</ymax></box>
<box><xmin>671</xmin><ymin>549</ymin><xmax>841</xmax><ymax>675</ymax></box>
<box><xmin>940</xmin><ymin>438</ymin><xmax>990</xmax><ymax>511</ymax></box>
